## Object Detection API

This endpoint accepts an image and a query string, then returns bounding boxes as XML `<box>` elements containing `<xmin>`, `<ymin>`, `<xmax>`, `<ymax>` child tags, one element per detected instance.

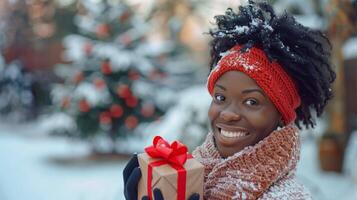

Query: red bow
<box><xmin>145</xmin><ymin>136</ymin><xmax>189</xmax><ymax>166</ymax></box>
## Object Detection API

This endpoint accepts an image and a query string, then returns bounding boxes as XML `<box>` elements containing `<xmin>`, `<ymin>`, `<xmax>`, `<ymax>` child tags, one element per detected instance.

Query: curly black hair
<box><xmin>208</xmin><ymin>0</ymin><xmax>336</xmax><ymax>129</ymax></box>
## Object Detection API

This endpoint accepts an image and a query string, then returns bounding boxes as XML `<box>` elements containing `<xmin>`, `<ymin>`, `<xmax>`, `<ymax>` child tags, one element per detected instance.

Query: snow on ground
<box><xmin>1</xmin><ymin>121</ymin><xmax>357</xmax><ymax>200</ymax></box>
<box><xmin>0</xmin><ymin>123</ymin><xmax>128</xmax><ymax>200</ymax></box>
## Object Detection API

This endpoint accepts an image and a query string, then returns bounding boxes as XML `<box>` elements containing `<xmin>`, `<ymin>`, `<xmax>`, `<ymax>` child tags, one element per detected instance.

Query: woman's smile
<box><xmin>215</xmin><ymin>123</ymin><xmax>250</xmax><ymax>146</ymax></box>
<box><xmin>220</xmin><ymin>130</ymin><xmax>248</xmax><ymax>138</ymax></box>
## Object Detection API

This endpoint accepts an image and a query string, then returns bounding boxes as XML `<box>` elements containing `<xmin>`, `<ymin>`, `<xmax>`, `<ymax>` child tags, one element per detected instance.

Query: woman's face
<box><xmin>208</xmin><ymin>71</ymin><xmax>281</xmax><ymax>158</ymax></box>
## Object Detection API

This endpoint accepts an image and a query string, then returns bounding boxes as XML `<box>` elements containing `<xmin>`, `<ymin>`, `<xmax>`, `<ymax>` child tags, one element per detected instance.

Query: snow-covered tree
<box><xmin>50</xmin><ymin>0</ymin><xmax>171</xmax><ymax>153</ymax></box>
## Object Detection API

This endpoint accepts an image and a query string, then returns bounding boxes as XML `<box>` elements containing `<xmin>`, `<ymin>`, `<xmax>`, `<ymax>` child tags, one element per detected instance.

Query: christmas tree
<box><xmin>51</xmin><ymin>0</ymin><xmax>166</xmax><ymax>153</ymax></box>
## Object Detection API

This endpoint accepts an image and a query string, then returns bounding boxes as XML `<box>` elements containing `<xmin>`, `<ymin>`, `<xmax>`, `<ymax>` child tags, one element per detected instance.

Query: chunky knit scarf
<box><xmin>192</xmin><ymin>124</ymin><xmax>312</xmax><ymax>200</ymax></box>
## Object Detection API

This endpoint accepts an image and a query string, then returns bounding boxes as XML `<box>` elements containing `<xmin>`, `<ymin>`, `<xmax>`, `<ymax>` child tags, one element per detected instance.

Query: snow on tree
<box><xmin>50</xmin><ymin>0</ymin><xmax>168</xmax><ymax>154</ymax></box>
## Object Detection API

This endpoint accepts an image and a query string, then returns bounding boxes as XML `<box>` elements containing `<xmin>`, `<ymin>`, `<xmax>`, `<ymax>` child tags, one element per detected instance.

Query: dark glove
<box><xmin>123</xmin><ymin>154</ymin><xmax>142</xmax><ymax>200</ymax></box>
<box><xmin>141</xmin><ymin>188</ymin><xmax>200</xmax><ymax>200</ymax></box>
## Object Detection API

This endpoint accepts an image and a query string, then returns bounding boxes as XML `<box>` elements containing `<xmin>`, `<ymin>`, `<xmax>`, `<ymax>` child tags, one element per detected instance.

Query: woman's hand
<box><xmin>123</xmin><ymin>154</ymin><xmax>142</xmax><ymax>200</ymax></box>
<box><xmin>141</xmin><ymin>188</ymin><xmax>200</xmax><ymax>200</ymax></box>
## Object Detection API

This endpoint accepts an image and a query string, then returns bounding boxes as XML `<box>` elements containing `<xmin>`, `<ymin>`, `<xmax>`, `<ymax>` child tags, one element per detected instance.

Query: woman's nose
<box><xmin>220</xmin><ymin>106</ymin><xmax>241</xmax><ymax>121</ymax></box>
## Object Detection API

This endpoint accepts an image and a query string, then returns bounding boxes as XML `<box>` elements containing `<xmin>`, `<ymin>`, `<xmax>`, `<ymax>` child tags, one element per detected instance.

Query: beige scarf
<box><xmin>193</xmin><ymin>124</ymin><xmax>310</xmax><ymax>200</ymax></box>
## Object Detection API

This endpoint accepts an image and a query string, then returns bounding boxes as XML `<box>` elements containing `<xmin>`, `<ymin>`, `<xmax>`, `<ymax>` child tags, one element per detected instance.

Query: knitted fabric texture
<box><xmin>192</xmin><ymin>124</ymin><xmax>312</xmax><ymax>200</ymax></box>
<box><xmin>207</xmin><ymin>45</ymin><xmax>301</xmax><ymax>124</ymax></box>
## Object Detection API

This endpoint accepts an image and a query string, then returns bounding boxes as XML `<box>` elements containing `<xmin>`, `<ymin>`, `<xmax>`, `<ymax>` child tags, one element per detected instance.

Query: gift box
<box><xmin>137</xmin><ymin>136</ymin><xmax>204</xmax><ymax>200</ymax></box>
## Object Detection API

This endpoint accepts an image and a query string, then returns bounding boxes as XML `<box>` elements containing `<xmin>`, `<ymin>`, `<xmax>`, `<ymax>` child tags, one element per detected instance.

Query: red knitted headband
<box><xmin>207</xmin><ymin>45</ymin><xmax>301</xmax><ymax>125</ymax></box>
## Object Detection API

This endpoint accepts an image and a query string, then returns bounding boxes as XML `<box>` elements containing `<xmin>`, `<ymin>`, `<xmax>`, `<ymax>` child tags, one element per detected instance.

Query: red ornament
<box><xmin>73</xmin><ymin>72</ymin><xmax>84</xmax><ymax>84</ymax></box>
<box><xmin>141</xmin><ymin>103</ymin><xmax>155</xmax><ymax>117</ymax></box>
<box><xmin>101</xmin><ymin>60</ymin><xmax>112</xmax><ymax>75</ymax></box>
<box><xmin>128</xmin><ymin>70</ymin><xmax>140</xmax><ymax>81</ymax></box>
<box><xmin>110</xmin><ymin>104</ymin><xmax>123</xmax><ymax>118</ymax></box>
<box><xmin>116</xmin><ymin>84</ymin><xmax>132</xmax><ymax>98</ymax></box>
<box><xmin>96</xmin><ymin>23</ymin><xmax>110</xmax><ymax>38</ymax></box>
<box><xmin>119</xmin><ymin>10</ymin><xmax>131</xmax><ymax>22</ymax></box>
<box><xmin>119</xmin><ymin>34</ymin><xmax>132</xmax><ymax>45</ymax></box>
<box><xmin>93</xmin><ymin>78</ymin><xmax>106</xmax><ymax>89</ymax></box>
<box><xmin>99</xmin><ymin>111</ymin><xmax>112</xmax><ymax>125</ymax></box>
<box><xmin>61</xmin><ymin>96</ymin><xmax>71</xmax><ymax>109</ymax></box>
<box><xmin>125</xmin><ymin>115</ymin><xmax>138</xmax><ymax>129</ymax></box>
<box><xmin>83</xmin><ymin>42</ymin><xmax>93</xmax><ymax>55</ymax></box>
<box><xmin>78</xmin><ymin>99</ymin><xmax>90</xmax><ymax>112</ymax></box>
<box><xmin>149</xmin><ymin>69</ymin><xmax>165</xmax><ymax>80</ymax></box>
<box><xmin>126</xmin><ymin>96</ymin><xmax>138</xmax><ymax>108</ymax></box>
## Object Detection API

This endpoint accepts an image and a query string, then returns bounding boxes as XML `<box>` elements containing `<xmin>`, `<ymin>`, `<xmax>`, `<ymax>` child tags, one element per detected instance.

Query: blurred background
<box><xmin>0</xmin><ymin>0</ymin><xmax>357</xmax><ymax>199</ymax></box>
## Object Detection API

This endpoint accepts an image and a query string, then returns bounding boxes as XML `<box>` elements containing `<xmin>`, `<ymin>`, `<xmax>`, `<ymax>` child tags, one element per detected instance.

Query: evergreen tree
<box><xmin>51</xmin><ymin>0</ymin><xmax>165</xmax><ymax>153</ymax></box>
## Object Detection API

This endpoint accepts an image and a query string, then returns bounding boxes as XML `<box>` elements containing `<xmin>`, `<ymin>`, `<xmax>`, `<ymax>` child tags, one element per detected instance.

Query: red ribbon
<box><xmin>145</xmin><ymin>136</ymin><xmax>192</xmax><ymax>200</ymax></box>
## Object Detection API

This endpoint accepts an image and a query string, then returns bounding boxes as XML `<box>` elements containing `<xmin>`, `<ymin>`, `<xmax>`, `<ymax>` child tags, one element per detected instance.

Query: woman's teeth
<box><xmin>220</xmin><ymin>130</ymin><xmax>248</xmax><ymax>138</ymax></box>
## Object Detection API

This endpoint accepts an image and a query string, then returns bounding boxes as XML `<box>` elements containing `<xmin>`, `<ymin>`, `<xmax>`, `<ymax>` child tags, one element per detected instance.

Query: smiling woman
<box><xmin>190</xmin><ymin>0</ymin><xmax>335</xmax><ymax>198</ymax></box>
<box><xmin>209</xmin><ymin>70</ymin><xmax>281</xmax><ymax>158</ymax></box>
<box><xmin>123</xmin><ymin>1</ymin><xmax>336</xmax><ymax>199</ymax></box>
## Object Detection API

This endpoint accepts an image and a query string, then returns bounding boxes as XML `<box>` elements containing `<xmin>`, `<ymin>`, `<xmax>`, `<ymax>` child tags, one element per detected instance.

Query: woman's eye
<box><xmin>214</xmin><ymin>94</ymin><xmax>225</xmax><ymax>102</ymax></box>
<box><xmin>245</xmin><ymin>99</ymin><xmax>258</xmax><ymax>106</ymax></box>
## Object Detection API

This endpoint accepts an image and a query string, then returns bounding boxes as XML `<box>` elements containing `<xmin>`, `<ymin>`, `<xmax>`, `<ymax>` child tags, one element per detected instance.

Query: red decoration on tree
<box><xmin>73</xmin><ymin>71</ymin><xmax>84</xmax><ymax>84</ymax></box>
<box><xmin>110</xmin><ymin>104</ymin><xmax>123</xmax><ymax>118</ymax></box>
<box><xmin>93</xmin><ymin>78</ymin><xmax>106</xmax><ymax>89</ymax></box>
<box><xmin>125</xmin><ymin>115</ymin><xmax>138</xmax><ymax>129</ymax></box>
<box><xmin>83</xmin><ymin>42</ymin><xmax>93</xmax><ymax>56</ymax></box>
<box><xmin>119</xmin><ymin>34</ymin><xmax>132</xmax><ymax>45</ymax></box>
<box><xmin>128</xmin><ymin>70</ymin><xmax>140</xmax><ymax>81</ymax></box>
<box><xmin>116</xmin><ymin>84</ymin><xmax>132</xmax><ymax>98</ymax></box>
<box><xmin>101</xmin><ymin>60</ymin><xmax>112</xmax><ymax>75</ymax></box>
<box><xmin>126</xmin><ymin>96</ymin><xmax>138</xmax><ymax>108</ymax></box>
<box><xmin>61</xmin><ymin>96</ymin><xmax>71</xmax><ymax>109</ymax></box>
<box><xmin>99</xmin><ymin>111</ymin><xmax>112</xmax><ymax>125</ymax></box>
<box><xmin>141</xmin><ymin>103</ymin><xmax>155</xmax><ymax>117</ymax></box>
<box><xmin>149</xmin><ymin>69</ymin><xmax>166</xmax><ymax>80</ymax></box>
<box><xmin>119</xmin><ymin>10</ymin><xmax>131</xmax><ymax>23</ymax></box>
<box><xmin>96</xmin><ymin>23</ymin><xmax>110</xmax><ymax>38</ymax></box>
<box><xmin>79</xmin><ymin>99</ymin><xmax>90</xmax><ymax>112</ymax></box>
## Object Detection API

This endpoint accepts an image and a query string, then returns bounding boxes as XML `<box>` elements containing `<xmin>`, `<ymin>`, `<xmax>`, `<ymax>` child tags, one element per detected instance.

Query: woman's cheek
<box><xmin>208</xmin><ymin>101</ymin><xmax>219</xmax><ymax>121</ymax></box>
